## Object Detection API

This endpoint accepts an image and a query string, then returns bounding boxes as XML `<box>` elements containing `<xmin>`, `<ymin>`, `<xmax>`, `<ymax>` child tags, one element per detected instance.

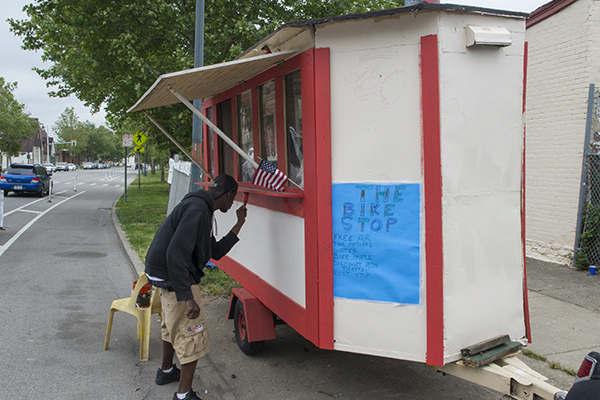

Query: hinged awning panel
<box><xmin>128</xmin><ymin>50</ymin><xmax>297</xmax><ymax>112</ymax></box>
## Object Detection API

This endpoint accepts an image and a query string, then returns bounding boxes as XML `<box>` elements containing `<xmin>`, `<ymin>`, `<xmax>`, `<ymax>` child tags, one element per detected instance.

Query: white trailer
<box><xmin>129</xmin><ymin>4</ymin><xmax>566</xmax><ymax>399</ymax></box>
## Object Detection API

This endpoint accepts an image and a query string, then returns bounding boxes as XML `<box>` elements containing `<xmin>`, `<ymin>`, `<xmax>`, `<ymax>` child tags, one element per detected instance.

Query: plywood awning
<box><xmin>128</xmin><ymin>50</ymin><xmax>297</xmax><ymax>113</ymax></box>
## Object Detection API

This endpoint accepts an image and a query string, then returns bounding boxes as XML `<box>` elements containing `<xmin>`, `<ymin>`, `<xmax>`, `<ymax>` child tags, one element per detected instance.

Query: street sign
<box><xmin>123</xmin><ymin>134</ymin><xmax>134</xmax><ymax>147</ymax></box>
<box><xmin>133</xmin><ymin>132</ymin><xmax>147</xmax><ymax>146</ymax></box>
<box><xmin>71</xmin><ymin>139</ymin><xmax>77</xmax><ymax>146</ymax></box>
<box><xmin>134</xmin><ymin>146</ymin><xmax>145</xmax><ymax>153</ymax></box>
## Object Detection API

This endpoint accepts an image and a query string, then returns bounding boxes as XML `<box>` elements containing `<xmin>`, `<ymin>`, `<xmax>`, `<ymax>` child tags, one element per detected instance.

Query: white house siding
<box><xmin>525</xmin><ymin>0</ymin><xmax>600</xmax><ymax>264</ymax></box>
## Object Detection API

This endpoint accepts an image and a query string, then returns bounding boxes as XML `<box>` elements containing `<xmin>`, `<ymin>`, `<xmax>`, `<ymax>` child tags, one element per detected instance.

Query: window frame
<box><xmin>201</xmin><ymin>49</ymin><xmax>316</xmax><ymax>216</ymax></box>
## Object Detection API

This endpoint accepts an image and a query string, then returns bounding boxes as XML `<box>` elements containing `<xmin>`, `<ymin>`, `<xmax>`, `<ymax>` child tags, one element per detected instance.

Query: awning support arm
<box><xmin>141</xmin><ymin>109</ymin><xmax>213</xmax><ymax>180</ymax></box>
<box><xmin>168</xmin><ymin>87</ymin><xmax>259</xmax><ymax>170</ymax></box>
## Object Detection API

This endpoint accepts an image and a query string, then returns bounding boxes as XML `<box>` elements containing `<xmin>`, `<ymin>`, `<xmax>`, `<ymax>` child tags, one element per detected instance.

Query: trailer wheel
<box><xmin>234</xmin><ymin>300</ymin><xmax>265</xmax><ymax>355</ymax></box>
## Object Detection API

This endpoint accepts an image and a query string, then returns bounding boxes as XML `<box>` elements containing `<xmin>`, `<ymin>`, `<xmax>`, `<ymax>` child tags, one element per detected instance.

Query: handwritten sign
<box><xmin>332</xmin><ymin>183</ymin><xmax>421</xmax><ymax>305</ymax></box>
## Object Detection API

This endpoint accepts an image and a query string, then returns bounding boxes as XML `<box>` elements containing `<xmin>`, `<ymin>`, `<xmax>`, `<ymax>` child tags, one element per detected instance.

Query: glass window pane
<box><xmin>237</xmin><ymin>90</ymin><xmax>254</xmax><ymax>182</ymax></box>
<box><xmin>259</xmin><ymin>80</ymin><xmax>277</xmax><ymax>169</ymax></box>
<box><xmin>285</xmin><ymin>70</ymin><xmax>303</xmax><ymax>187</ymax></box>
<box><xmin>217</xmin><ymin>99</ymin><xmax>234</xmax><ymax>176</ymax></box>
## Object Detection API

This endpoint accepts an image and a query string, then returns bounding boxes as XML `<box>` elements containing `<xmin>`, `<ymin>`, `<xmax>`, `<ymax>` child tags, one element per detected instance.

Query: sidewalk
<box><xmin>524</xmin><ymin>258</ymin><xmax>600</xmax><ymax>373</ymax></box>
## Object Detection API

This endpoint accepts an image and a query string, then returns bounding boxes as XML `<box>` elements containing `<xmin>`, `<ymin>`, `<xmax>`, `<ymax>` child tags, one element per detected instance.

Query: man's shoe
<box><xmin>172</xmin><ymin>390</ymin><xmax>202</xmax><ymax>400</ymax></box>
<box><xmin>155</xmin><ymin>365</ymin><xmax>180</xmax><ymax>385</ymax></box>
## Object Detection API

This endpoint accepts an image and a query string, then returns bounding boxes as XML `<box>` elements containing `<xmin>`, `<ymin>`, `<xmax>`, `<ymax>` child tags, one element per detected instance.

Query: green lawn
<box><xmin>115</xmin><ymin>173</ymin><xmax>238</xmax><ymax>296</ymax></box>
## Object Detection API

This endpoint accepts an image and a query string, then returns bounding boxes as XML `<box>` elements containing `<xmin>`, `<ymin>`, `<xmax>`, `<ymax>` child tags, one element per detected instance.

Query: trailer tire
<box><xmin>234</xmin><ymin>300</ymin><xmax>265</xmax><ymax>356</ymax></box>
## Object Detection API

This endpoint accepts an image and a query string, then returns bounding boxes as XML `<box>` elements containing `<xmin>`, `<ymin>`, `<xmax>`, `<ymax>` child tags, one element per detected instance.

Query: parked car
<box><xmin>67</xmin><ymin>163</ymin><xmax>76</xmax><ymax>171</ymax></box>
<box><xmin>563</xmin><ymin>351</ymin><xmax>600</xmax><ymax>399</ymax></box>
<box><xmin>83</xmin><ymin>162</ymin><xmax>94</xmax><ymax>170</ymax></box>
<box><xmin>55</xmin><ymin>162</ymin><xmax>68</xmax><ymax>171</ymax></box>
<box><xmin>42</xmin><ymin>163</ymin><xmax>55</xmax><ymax>174</ymax></box>
<box><xmin>0</xmin><ymin>164</ymin><xmax>52</xmax><ymax>197</ymax></box>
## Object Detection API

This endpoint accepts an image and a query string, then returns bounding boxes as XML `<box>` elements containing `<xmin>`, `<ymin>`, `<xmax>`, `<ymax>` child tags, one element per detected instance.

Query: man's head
<box><xmin>208</xmin><ymin>174</ymin><xmax>238</xmax><ymax>212</ymax></box>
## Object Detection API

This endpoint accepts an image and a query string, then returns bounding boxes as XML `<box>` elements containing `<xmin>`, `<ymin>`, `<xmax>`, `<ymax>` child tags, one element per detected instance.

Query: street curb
<box><xmin>111</xmin><ymin>195</ymin><xmax>145</xmax><ymax>278</ymax></box>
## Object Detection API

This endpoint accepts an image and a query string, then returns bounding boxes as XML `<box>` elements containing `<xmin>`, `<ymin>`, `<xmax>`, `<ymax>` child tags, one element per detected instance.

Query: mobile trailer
<box><xmin>129</xmin><ymin>4</ymin><xmax>566</xmax><ymax>398</ymax></box>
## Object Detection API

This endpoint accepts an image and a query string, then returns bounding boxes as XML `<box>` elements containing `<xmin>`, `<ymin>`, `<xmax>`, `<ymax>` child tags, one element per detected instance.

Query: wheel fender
<box><xmin>228</xmin><ymin>287</ymin><xmax>276</xmax><ymax>342</ymax></box>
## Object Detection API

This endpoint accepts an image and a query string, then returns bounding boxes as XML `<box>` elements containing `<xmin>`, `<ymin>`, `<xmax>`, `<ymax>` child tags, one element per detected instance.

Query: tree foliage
<box><xmin>9</xmin><ymin>0</ymin><xmax>403</xmax><ymax>151</ymax></box>
<box><xmin>0</xmin><ymin>77</ymin><xmax>39</xmax><ymax>163</ymax></box>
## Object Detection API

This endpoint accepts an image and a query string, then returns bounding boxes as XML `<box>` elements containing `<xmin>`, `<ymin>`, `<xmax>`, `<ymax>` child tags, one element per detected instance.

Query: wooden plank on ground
<box><xmin>463</xmin><ymin>341</ymin><xmax>522</xmax><ymax>368</ymax></box>
<box><xmin>461</xmin><ymin>334</ymin><xmax>511</xmax><ymax>357</ymax></box>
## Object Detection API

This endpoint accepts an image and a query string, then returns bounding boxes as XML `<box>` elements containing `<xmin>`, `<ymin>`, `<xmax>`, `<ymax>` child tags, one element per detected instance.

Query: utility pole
<box><xmin>189</xmin><ymin>0</ymin><xmax>205</xmax><ymax>191</ymax></box>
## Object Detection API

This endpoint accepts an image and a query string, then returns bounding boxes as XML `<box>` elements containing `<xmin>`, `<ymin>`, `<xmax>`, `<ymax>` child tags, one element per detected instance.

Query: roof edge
<box><xmin>238</xmin><ymin>3</ymin><xmax>528</xmax><ymax>59</ymax></box>
<box><xmin>527</xmin><ymin>0</ymin><xmax>579</xmax><ymax>28</ymax></box>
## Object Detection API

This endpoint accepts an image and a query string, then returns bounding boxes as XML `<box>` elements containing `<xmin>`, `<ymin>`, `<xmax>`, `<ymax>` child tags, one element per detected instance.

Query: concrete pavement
<box><xmin>112</xmin><ymin>205</ymin><xmax>599</xmax><ymax>394</ymax></box>
<box><xmin>524</xmin><ymin>258</ymin><xmax>600</xmax><ymax>374</ymax></box>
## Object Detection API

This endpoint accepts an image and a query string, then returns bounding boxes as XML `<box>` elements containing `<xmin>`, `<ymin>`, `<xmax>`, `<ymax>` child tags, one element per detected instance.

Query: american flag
<box><xmin>252</xmin><ymin>160</ymin><xmax>288</xmax><ymax>191</ymax></box>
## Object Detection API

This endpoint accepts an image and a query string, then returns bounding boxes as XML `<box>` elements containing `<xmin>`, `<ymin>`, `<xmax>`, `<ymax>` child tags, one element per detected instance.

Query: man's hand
<box><xmin>236</xmin><ymin>205</ymin><xmax>247</xmax><ymax>225</ymax></box>
<box><xmin>185</xmin><ymin>299</ymin><xmax>201</xmax><ymax>319</ymax></box>
<box><xmin>231</xmin><ymin>205</ymin><xmax>247</xmax><ymax>236</ymax></box>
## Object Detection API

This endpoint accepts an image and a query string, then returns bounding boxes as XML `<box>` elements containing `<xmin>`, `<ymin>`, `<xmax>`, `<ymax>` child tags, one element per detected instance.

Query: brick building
<box><xmin>525</xmin><ymin>0</ymin><xmax>600</xmax><ymax>264</ymax></box>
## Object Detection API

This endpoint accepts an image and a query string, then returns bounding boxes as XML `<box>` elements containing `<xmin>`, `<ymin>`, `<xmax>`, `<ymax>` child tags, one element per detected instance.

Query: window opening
<box><xmin>259</xmin><ymin>80</ymin><xmax>277</xmax><ymax>169</ymax></box>
<box><xmin>237</xmin><ymin>90</ymin><xmax>254</xmax><ymax>182</ymax></box>
<box><xmin>284</xmin><ymin>70</ymin><xmax>303</xmax><ymax>188</ymax></box>
<box><xmin>217</xmin><ymin>99</ymin><xmax>234</xmax><ymax>176</ymax></box>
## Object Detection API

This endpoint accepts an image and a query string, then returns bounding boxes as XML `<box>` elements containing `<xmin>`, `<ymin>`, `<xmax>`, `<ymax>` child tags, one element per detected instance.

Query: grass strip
<box><xmin>115</xmin><ymin>173</ymin><xmax>238</xmax><ymax>296</ymax></box>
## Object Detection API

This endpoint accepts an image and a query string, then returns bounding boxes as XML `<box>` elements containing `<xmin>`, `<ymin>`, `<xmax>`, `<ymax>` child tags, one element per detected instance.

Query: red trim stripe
<box><xmin>522</xmin><ymin>41</ymin><xmax>532</xmax><ymax>343</ymax></box>
<box><xmin>421</xmin><ymin>34</ymin><xmax>444</xmax><ymax>367</ymax></box>
<box><xmin>302</xmin><ymin>48</ymin><xmax>320</xmax><ymax>345</ymax></box>
<box><xmin>314</xmin><ymin>47</ymin><xmax>334</xmax><ymax>349</ymax></box>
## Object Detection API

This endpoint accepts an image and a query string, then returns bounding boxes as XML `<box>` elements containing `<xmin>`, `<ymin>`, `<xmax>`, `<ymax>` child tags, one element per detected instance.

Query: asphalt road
<box><xmin>0</xmin><ymin>169</ymin><xmax>567</xmax><ymax>399</ymax></box>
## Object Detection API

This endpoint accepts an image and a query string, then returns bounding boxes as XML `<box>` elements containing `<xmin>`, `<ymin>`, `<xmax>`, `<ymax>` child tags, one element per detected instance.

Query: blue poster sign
<box><xmin>332</xmin><ymin>183</ymin><xmax>421</xmax><ymax>305</ymax></box>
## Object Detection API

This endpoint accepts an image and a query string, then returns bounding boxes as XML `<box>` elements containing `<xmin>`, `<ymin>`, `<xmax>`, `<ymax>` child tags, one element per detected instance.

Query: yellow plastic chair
<box><xmin>104</xmin><ymin>273</ymin><xmax>162</xmax><ymax>361</ymax></box>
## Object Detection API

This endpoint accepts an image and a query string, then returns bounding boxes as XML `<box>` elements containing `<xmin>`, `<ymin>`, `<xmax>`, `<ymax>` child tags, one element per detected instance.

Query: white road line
<box><xmin>3</xmin><ymin>199</ymin><xmax>46</xmax><ymax>217</ymax></box>
<box><xmin>0</xmin><ymin>191</ymin><xmax>86</xmax><ymax>258</ymax></box>
<box><xmin>89</xmin><ymin>183</ymin><xmax>97</xmax><ymax>186</ymax></box>
<box><xmin>17</xmin><ymin>209</ymin><xmax>42</xmax><ymax>214</ymax></box>
<box><xmin>3</xmin><ymin>192</ymin><xmax>65</xmax><ymax>217</ymax></box>
<box><xmin>102</xmin><ymin>184</ymin><xmax>109</xmax><ymax>187</ymax></box>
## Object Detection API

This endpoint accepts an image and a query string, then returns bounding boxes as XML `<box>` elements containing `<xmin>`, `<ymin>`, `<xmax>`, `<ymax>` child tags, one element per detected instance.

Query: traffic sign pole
<box><xmin>124</xmin><ymin>147</ymin><xmax>128</xmax><ymax>203</ymax></box>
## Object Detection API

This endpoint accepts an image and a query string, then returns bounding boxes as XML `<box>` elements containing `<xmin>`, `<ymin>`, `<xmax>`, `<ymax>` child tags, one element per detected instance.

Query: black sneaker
<box><xmin>172</xmin><ymin>390</ymin><xmax>202</xmax><ymax>400</ymax></box>
<box><xmin>155</xmin><ymin>365</ymin><xmax>181</xmax><ymax>385</ymax></box>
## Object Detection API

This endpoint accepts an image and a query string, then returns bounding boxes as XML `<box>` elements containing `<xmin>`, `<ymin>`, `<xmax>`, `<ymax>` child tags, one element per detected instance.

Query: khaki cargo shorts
<box><xmin>159</xmin><ymin>284</ymin><xmax>209</xmax><ymax>365</ymax></box>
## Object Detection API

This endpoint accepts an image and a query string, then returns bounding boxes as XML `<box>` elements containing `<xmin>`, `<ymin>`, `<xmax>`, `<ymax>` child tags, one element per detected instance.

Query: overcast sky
<box><xmin>1</xmin><ymin>0</ymin><xmax>550</xmax><ymax>138</ymax></box>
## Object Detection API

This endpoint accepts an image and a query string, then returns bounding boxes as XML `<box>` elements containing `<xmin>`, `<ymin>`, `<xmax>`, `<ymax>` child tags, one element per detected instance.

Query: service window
<box><xmin>259</xmin><ymin>80</ymin><xmax>278</xmax><ymax>169</ymax></box>
<box><xmin>237</xmin><ymin>90</ymin><xmax>254</xmax><ymax>182</ymax></box>
<box><xmin>284</xmin><ymin>69</ymin><xmax>303</xmax><ymax>188</ymax></box>
<box><xmin>201</xmin><ymin>47</ymin><xmax>322</xmax><ymax>214</ymax></box>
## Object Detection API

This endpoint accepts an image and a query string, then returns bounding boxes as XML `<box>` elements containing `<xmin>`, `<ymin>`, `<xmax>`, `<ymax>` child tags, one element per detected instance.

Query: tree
<box><xmin>53</xmin><ymin>107</ymin><xmax>120</xmax><ymax>162</ymax></box>
<box><xmin>8</xmin><ymin>0</ymin><xmax>403</xmax><ymax>150</ymax></box>
<box><xmin>53</xmin><ymin>107</ymin><xmax>86</xmax><ymax>161</ymax></box>
<box><xmin>0</xmin><ymin>77</ymin><xmax>39</xmax><ymax>166</ymax></box>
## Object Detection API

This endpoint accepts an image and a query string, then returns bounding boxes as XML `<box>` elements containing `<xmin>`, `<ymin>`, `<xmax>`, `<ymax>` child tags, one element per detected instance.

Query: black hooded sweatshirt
<box><xmin>145</xmin><ymin>190</ymin><xmax>239</xmax><ymax>302</ymax></box>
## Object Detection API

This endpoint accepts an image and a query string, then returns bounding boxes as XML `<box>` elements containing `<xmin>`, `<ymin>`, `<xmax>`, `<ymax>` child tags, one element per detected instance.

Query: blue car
<box><xmin>1</xmin><ymin>164</ymin><xmax>52</xmax><ymax>197</ymax></box>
